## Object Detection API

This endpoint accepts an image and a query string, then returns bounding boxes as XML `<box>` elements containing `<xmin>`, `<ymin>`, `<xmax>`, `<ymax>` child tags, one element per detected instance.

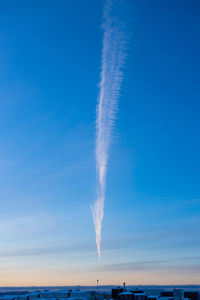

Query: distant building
<box><xmin>95</xmin><ymin>294</ymin><xmax>104</xmax><ymax>300</ymax></box>
<box><xmin>39</xmin><ymin>291</ymin><xmax>70</xmax><ymax>299</ymax></box>
<box><xmin>159</xmin><ymin>289</ymin><xmax>198</xmax><ymax>300</ymax></box>
<box><xmin>160</xmin><ymin>292</ymin><xmax>173</xmax><ymax>298</ymax></box>
<box><xmin>118</xmin><ymin>292</ymin><xmax>133</xmax><ymax>300</ymax></box>
<box><xmin>70</xmin><ymin>291</ymin><xmax>95</xmax><ymax>300</ymax></box>
<box><xmin>148</xmin><ymin>296</ymin><xmax>158</xmax><ymax>300</ymax></box>
<box><xmin>132</xmin><ymin>293</ymin><xmax>146</xmax><ymax>300</ymax></box>
<box><xmin>174</xmin><ymin>290</ymin><xmax>184</xmax><ymax>300</ymax></box>
<box><xmin>112</xmin><ymin>288</ymin><xmax>123</xmax><ymax>299</ymax></box>
<box><xmin>184</xmin><ymin>292</ymin><xmax>200</xmax><ymax>300</ymax></box>
<box><xmin>0</xmin><ymin>296</ymin><xmax>15</xmax><ymax>300</ymax></box>
<box><xmin>131</xmin><ymin>291</ymin><xmax>145</xmax><ymax>295</ymax></box>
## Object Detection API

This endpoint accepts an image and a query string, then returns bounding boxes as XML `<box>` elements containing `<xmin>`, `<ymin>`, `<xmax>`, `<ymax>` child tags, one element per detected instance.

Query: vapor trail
<box><xmin>91</xmin><ymin>0</ymin><xmax>128</xmax><ymax>259</ymax></box>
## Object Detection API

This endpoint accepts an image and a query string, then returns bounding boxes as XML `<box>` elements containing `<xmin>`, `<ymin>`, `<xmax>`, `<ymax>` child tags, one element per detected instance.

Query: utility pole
<box><xmin>97</xmin><ymin>279</ymin><xmax>99</xmax><ymax>293</ymax></box>
<box><xmin>123</xmin><ymin>282</ymin><xmax>126</xmax><ymax>292</ymax></box>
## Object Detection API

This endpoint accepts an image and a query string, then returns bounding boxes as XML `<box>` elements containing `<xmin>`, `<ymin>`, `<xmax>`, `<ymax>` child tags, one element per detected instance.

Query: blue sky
<box><xmin>0</xmin><ymin>0</ymin><xmax>199</xmax><ymax>285</ymax></box>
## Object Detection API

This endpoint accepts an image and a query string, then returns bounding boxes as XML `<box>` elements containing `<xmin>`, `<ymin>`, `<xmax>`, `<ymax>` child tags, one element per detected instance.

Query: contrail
<box><xmin>91</xmin><ymin>0</ymin><xmax>128</xmax><ymax>259</ymax></box>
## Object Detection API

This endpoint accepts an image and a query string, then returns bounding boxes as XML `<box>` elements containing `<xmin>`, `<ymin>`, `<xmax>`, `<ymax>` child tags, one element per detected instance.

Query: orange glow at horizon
<box><xmin>0</xmin><ymin>268</ymin><xmax>199</xmax><ymax>286</ymax></box>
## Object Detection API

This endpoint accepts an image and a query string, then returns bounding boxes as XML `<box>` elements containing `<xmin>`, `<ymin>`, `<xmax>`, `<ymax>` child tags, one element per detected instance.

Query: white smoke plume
<box><xmin>91</xmin><ymin>0</ymin><xmax>128</xmax><ymax>259</ymax></box>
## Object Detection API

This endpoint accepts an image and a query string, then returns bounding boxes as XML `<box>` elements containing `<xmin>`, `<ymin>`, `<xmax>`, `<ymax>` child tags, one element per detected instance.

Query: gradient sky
<box><xmin>0</xmin><ymin>0</ymin><xmax>200</xmax><ymax>286</ymax></box>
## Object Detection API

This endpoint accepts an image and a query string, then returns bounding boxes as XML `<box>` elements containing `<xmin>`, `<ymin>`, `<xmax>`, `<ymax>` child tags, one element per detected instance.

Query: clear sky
<box><xmin>0</xmin><ymin>0</ymin><xmax>200</xmax><ymax>286</ymax></box>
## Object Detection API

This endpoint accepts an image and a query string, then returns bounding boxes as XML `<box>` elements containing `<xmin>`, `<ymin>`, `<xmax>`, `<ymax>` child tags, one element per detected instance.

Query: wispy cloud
<box><xmin>94</xmin><ymin>257</ymin><xmax>200</xmax><ymax>273</ymax></box>
<box><xmin>91</xmin><ymin>0</ymin><xmax>128</xmax><ymax>258</ymax></box>
<box><xmin>0</xmin><ymin>241</ymin><xmax>95</xmax><ymax>258</ymax></box>
<box><xmin>0</xmin><ymin>211</ymin><xmax>55</xmax><ymax>239</ymax></box>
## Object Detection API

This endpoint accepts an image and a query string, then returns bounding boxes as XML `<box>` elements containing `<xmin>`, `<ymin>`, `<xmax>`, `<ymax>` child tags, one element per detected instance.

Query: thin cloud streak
<box><xmin>0</xmin><ymin>211</ymin><xmax>55</xmax><ymax>239</ymax></box>
<box><xmin>94</xmin><ymin>258</ymin><xmax>200</xmax><ymax>273</ymax></box>
<box><xmin>91</xmin><ymin>0</ymin><xmax>128</xmax><ymax>258</ymax></box>
<box><xmin>0</xmin><ymin>242</ymin><xmax>95</xmax><ymax>258</ymax></box>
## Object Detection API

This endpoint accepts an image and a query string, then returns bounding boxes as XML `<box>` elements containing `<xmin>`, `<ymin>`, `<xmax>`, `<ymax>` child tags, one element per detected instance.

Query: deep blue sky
<box><xmin>0</xmin><ymin>0</ymin><xmax>199</xmax><ymax>285</ymax></box>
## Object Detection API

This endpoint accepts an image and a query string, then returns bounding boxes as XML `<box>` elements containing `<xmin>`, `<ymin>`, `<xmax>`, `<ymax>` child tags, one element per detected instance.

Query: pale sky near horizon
<box><xmin>0</xmin><ymin>0</ymin><xmax>200</xmax><ymax>286</ymax></box>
